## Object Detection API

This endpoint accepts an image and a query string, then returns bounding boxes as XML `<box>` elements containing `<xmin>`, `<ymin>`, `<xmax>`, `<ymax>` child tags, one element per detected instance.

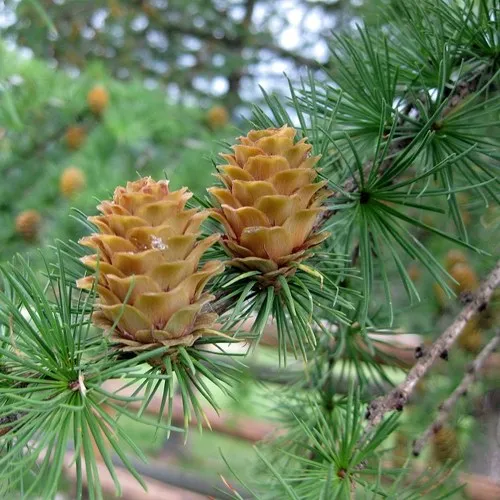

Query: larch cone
<box><xmin>209</xmin><ymin>126</ymin><xmax>331</xmax><ymax>284</ymax></box>
<box><xmin>77</xmin><ymin>177</ymin><xmax>223</xmax><ymax>357</ymax></box>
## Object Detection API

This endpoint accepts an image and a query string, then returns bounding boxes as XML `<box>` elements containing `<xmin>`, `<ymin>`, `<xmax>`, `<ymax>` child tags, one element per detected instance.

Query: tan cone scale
<box><xmin>77</xmin><ymin>177</ymin><xmax>223</xmax><ymax>353</ymax></box>
<box><xmin>209</xmin><ymin>126</ymin><xmax>331</xmax><ymax>279</ymax></box>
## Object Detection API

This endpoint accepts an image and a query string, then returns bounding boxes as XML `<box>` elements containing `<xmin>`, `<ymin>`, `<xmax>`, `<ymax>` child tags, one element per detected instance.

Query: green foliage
<box><xmin>0</xmin><ymin>252</ymin><xmax>155</xmax><ymax>498</ymax></box>
<box><xmin>209</xmin><ymin>252</ymin><xmax>356</xmax><ymax>364</ymax></box>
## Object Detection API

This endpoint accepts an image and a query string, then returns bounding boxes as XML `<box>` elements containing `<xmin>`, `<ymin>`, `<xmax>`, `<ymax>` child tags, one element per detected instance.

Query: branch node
<box><xmin>337</xmin><ymin>468</ymin><xmax>347</xmax><ymax>479</ymax></box>
<box><xmin>477</xmin><ymin>301</ymin><xmax>487</xmax><ymax>313</ymax></box>
<box><xmin>359</xmin><ymin>190</ymin><xmax>370</xmax><ymax>204</ymax></box>
<box><xmin>68</xmin><ymin>380</ymin><xmax>80</xmax><ymax>391</ymax></box>
<box><xmin>415</xmin><ymin>345</ymin><xmax>425</xmax><ymax>359</ymax></box>
<box><xmin>432</xmin><ymin>422</ymin><xmax>443</xmax><ymax>433</ymax></box>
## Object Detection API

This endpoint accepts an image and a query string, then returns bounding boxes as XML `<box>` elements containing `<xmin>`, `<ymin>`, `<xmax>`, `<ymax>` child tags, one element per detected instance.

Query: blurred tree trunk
<box><xmin>225</xmin><ymin>0</ymin><xmax>256</xmax><ymax>112</ymax></box>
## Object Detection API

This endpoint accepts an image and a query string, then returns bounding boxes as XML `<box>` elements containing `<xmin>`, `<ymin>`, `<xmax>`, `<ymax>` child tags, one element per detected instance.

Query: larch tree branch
<box><xmin>412</xmin><ymin>328</ymin><xmax>500</xmax><ymax>457</ymax></box>
<box><xmin>316</xmin><ymin>61</ymin><xmax>494</xmax><ymax>227</ymax></box>
<box><xmin>364</xmin><ymin>260</ymin><xmax>500</xmax><ymax>430</ymax></box>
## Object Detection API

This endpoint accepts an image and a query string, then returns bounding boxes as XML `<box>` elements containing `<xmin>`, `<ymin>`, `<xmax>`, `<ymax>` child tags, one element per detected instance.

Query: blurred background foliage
<box><xmin>0</xmin><ymin>43</ymin><xmax>235</xmax><ymax>261</ymax></box>
<box><xmin>0</xmin><ymin>0</ymin><xmax>375</xmax><ymax>111</ymax></box>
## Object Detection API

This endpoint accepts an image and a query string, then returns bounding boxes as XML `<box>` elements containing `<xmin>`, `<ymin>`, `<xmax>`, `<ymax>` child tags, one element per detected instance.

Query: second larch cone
<box><xmin>77</xmin><ymin>177</ymin><xmax>223</xmax><ymax>356</ymax></box>
<box><xmin>209</xmin><ymin>126</ymin><xmax>331</xmax><ymax>282</ymax></box>
<box><xmin>457</xmin><ymin>315</ymin><xmax>483</xmax><ymax>354</ymax></box>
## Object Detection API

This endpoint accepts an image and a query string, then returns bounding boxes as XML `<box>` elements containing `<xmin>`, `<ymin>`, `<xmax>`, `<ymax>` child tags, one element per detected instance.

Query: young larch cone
<box><xmin>87</xmin><ymin>85</ymin><xmax>109</xmax><ymax>116</ymax></box>
<box><xmin>457</xmin><ymin>315</ymin><xmax>483</xmax><ymax>354</ymax></box>
<box><xmin>77</xmin><ymin>177</ymin><xmax>223</xmax><ymax>356</ymax></box>
<box><xmin>450</xmin><ymin>262</ymin><xmax>479</xmax><ymax>293</ymax></box>
<box><xmin>207</xmin><ymin>105</ymin><xmax>229</xmax><ymax>129</ymax></box>
<box><xmin>432</xmin><ymin>426</ymin><xmax>460</xmax><ymax>464</ymax></box>
<box><xmin>478</xmin><ymin>302</ymin><xmax>498</xmax><ymax>330</ymax></box>
<box><xmin>209</xmin><ymin>126</ymin><xmax>331</xmax><ymax>282</ymax></box>
<box><xmin>60</xmin><ymin>166</ymin><xmax>86</xmax><ymax>198</ymax></box>
<box><xmin>444</xmin><ymin>249</ymin><xmax>468</xmax><ymax>272</ymax></box>
<box><xmin>65</xmin><ymin>125</ymin><xmax>86</xmax><ymax>150</ymax></box>
<box><xmin>15</xmin><ymin>210</ymin><xmax>41</xmax><ymax>240</ymax></box>
<box><xmin>433</xmin><ymin>282</ymin><xmax>448</xmax><ymax>310</ymax></box>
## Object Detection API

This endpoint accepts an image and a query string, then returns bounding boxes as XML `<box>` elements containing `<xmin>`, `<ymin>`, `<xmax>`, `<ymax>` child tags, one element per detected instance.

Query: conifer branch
<box><xmin>412</xmin><ymin>328</ymin><xmax>500</xmax><ymax>457</ymax></box>
<box><xmin>317</xmin><ymin>62</ymin><xmax>492</xmax><ymax>227</ymax></box>
<box><xmin>364</xmin><ymin>260</ymin><xmax>500</xmax><ymax>429</ymax></box>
